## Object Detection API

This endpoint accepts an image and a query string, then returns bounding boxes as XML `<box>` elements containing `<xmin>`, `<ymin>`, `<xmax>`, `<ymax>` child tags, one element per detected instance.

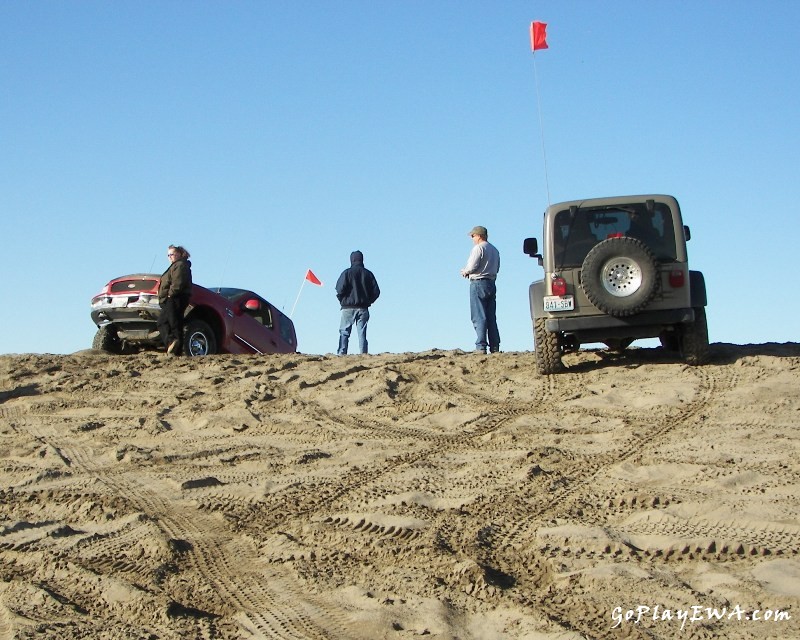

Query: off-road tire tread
<box><xmin>92</xmin><ymin>326</ymin><xmax>122</xmax><ymax>354</ymax></box>
<box><xmin>580</xmin><ymin>237</ymin><xmax>659</xmax><ymax>317</ymax></box>
<box><xmin>681</xmin><ymin>306</ymin><xmax>709</xmax><ymax>366</ymax></box>
<box><xmin>534</xmin><ymin>317</ymin><xmax>564</xmax><ymax>375</ymax></box>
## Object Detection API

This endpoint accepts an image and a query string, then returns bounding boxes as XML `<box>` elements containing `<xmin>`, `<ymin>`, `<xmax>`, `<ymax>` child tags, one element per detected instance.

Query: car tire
<box><xmin>534</xmin><ymin>317</ymin><xmax>564</xmax><ymax>374</ymax></box>
<box><xmin>92</xmin><ymin>326</ymin><xmax>122</xmax><ymax>354</ymax></box>
<box><xmin>183</xmin><ymin>319</ymin><xmax>217</xmax><ymax>356</ymax></box>
<box><xmin>580</xmin><ymin>237</ymin><xmax>659</xmax><ymax>317</ymax></box>
<box><xmin>680</xmin><ymin>307</ymin><xmax>709</xmax><ymax>366</ymax></box>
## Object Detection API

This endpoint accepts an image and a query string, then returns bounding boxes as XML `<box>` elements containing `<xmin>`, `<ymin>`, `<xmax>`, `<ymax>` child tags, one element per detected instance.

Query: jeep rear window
<box><xmin>553</xmin><ymin>203</ymin><xmax>677</xmax><ymax>266</ymax></box>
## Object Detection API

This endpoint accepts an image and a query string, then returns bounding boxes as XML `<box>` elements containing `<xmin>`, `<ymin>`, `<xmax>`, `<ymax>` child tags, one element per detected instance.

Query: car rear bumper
<box><xmin>92</xmin><ymin>301</ymin><xmax>160</xmax><ymax>322</ymax></box>
<box><xmin>91</xmin><ymin>300</ymin><xmax>163</xmax><ymax>344</ymax></box>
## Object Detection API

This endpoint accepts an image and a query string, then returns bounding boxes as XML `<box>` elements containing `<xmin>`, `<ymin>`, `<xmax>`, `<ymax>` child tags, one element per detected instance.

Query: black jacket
<box><xmin>335</xmin><ymin>251</ymin><xmax>380</xmax><ymax>309</ymax></box>
<box><xmin>158</xmin><ymin>259</ymin><xmax>192</xmax><ymax>304</ymax></box>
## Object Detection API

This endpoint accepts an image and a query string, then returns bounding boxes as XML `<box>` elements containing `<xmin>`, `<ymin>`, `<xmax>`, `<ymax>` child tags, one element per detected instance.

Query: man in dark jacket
<box><xmin>157</xmin><ymin>245</ymin><xmax>193</xmax><ymax>355</ymax></box>
<box><xmin>335</xmin><ymin>250</ymin><xmax>380</xmax><ymax>355</ymax></box>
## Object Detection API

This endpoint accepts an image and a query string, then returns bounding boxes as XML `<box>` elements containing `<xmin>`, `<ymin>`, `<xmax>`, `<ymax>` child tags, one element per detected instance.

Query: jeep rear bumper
<box><xmin>544</xmin><ymin>307</ymin><xmax>696</xmax><ymax>341</ymax></box>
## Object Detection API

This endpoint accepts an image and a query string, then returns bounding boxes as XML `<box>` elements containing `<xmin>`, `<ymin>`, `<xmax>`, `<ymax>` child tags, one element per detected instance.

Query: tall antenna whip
<box><xmin>217</xmin><ymin>242</ymin><xmax>233</xmax><ymax>293</ymax></box>
<box><xmin>530</xmin><ymin>21</ymin><xmax>551</xmax><ymax>207</ymax></box>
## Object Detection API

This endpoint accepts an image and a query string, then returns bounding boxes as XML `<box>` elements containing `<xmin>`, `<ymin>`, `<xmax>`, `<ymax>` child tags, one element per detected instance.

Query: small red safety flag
<box><xmin>530</xmin><ymin>21</ymin><xmax>548</xmax><ymax>51</ymax></box>
<box><xmin>305</xmin><ymin>269</ymin><xmax>323</xmax><ymax>286</ymax></box>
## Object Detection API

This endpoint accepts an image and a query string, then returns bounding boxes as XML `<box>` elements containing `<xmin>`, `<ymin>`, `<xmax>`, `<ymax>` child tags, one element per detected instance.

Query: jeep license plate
<box><xmin>544</xmin><ymin>295</ymin><xmax>574</xmax><ymax>312</ymax></box>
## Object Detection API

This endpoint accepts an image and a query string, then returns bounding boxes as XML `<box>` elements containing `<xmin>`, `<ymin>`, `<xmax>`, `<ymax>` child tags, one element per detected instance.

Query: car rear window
<box><xmin>110</xmin><ymin>279</ymin><xmax>158</xmax><ymax>293</ymax></box>
<box><xmin>277</xmin><ymin>312</ymin><xmax>296</xmax><ymax>346</ymax></box>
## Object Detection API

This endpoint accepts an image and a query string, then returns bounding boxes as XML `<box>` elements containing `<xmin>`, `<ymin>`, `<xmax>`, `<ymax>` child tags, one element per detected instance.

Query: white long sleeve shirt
<box><xmin>462</xmin><ymin>241</ymin><xmax>500</xmax><ymax>280</ymax></box>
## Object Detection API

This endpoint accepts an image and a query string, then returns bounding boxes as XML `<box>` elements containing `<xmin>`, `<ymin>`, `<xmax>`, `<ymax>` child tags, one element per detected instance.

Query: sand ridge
<box><xmin>0</xmin><ymin>343</ymin><xmax>798</xmax><ymax>639</ymax></box>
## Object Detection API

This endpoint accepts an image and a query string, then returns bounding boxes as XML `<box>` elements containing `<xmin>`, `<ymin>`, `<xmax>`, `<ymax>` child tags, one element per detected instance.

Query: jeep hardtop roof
<box><xmin>545</xmin><ymin>194</ymin><xmax>679</xmax><ymax>216</ymax></box>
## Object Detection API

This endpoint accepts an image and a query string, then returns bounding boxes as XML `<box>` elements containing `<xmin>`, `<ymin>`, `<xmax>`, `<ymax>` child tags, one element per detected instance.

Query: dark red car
<box><xmin>90</xmin><ymin>274</ymin><xmax>297</xmax><ymax>356</ymax></box>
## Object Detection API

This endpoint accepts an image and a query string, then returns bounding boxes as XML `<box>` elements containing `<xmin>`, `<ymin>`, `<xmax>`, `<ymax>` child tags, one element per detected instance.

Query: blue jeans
<box><xmin>338</xmin><ymin>308</ymin><xmax>370</xmax><ymax>354</ymax></box>
<box><xmin>469</xmin><ymin>279</ymin><xmax>499</xmax><ymax>352</ymax></box>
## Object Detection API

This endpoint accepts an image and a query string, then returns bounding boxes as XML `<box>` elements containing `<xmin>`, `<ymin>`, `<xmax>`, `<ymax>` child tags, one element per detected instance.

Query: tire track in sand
<box><xmin>13</xmin><ymin>418</ymin><xmax>357</xmax><ymax>640</ymax></box>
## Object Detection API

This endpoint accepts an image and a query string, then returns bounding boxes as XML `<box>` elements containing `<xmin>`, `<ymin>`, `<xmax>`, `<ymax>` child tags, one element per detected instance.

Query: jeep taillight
<box><xmin>669</xmin><ymin>270</ymin><xmax>685</xmax><ymax>288</ymax></box>
<box><xmin>551</xmin><ymin>276</ymin><xmax>567</xmax><ymax>296</ymax></box>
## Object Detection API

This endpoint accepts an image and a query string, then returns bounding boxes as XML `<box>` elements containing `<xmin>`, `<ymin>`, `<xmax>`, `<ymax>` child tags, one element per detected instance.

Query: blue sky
<box><xmin>2</xmin><ymin>1</ymin><xmax>798</xmax><ymax>356</ymax></box>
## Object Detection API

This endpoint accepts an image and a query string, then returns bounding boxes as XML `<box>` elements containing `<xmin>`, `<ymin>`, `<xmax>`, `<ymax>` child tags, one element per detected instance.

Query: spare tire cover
<box><xmin>580</xmin><ymin>237</ymin><xmax>659</xmax><ymax>317</ymax></box>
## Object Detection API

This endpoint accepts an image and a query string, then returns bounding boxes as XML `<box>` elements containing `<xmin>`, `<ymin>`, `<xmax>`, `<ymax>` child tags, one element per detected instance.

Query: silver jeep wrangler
<box><xmin>523</xmin><ymin>194</ymin><xmax>709</xmax><ymax>374</ymax></box>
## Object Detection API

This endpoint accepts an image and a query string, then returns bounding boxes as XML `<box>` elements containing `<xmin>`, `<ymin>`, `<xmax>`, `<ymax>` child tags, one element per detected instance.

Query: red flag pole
<box><xmin>290</xmin><ymin>270</ymin><xmax>323</xmax><ymax>318</ymax></box>
<box><xmin>530</xmin><ymin>21</ymin><xmax>551</xmax><ymax>206</ymax></box>
<box><xmin>289</xmin><ymin>274</ymin><xmax>307</xmax><ymax>319</ymax></box>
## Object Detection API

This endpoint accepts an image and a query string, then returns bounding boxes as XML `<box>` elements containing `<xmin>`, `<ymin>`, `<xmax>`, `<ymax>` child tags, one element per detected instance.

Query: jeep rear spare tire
<box><xmin>580</xmin><ymin>237</ymin><xmax>658</xmax><ymax>317</ymax></box>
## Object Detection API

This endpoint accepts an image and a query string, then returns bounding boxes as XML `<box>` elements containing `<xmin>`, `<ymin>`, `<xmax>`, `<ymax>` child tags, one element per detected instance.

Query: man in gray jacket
<box><xmin>460</xmin><ymin>226</ymin><xmax>500</xmax><ymax>353</ymax></box>
<box><xmin>335</xmin><ymin>250</ymin><xmax>380</xmax><ymax>355</ymax></box>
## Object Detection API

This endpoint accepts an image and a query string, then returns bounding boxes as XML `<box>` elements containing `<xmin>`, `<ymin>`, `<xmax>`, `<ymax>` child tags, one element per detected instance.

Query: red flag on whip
<box><xmin>291</xmin><ymin>269</ymin><xmax>322</xmax><ymax>318</ymax></box>
<box><xmin>305</xmin><ymin>269</ymin><xmax>322</xmax><ymax>286</ymax></box>
<box><xmin>529</xmin><ymin>20</ymin><xmax>551</xmax><ymax>204</ymax></box>
<box><xmin>530</xmin><ymin>21</ymin><xmax>548</xmax><ymax>51</ymax></box>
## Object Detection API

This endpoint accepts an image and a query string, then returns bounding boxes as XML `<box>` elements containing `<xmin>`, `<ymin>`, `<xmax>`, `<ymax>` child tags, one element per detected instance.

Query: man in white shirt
<box><xmin>460</xmin><ymin>226</ymin><xmax>500</xmax><ymax>353</ymax></box>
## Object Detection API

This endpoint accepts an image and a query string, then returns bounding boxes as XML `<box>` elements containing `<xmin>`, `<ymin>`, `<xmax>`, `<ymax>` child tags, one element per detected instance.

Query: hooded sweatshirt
<box><xmin>335</xmin><ymin>251</ymin><xmax>380</xmax><ymax>309</ymax></box>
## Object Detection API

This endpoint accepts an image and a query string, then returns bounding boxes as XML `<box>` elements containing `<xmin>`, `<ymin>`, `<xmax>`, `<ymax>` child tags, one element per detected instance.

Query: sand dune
<box><xmin>1</xmin><ymin>343</ymin><xmax>798</xmax><ymax>639</ymax></box>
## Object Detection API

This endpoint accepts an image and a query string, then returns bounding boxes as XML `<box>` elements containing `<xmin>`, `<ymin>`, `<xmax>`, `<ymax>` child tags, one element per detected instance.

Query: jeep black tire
<box><xmin>580</xmin><ymin>237</ymin><xmax>659</xmax><ymax>317</ymax></box>
<box><xmin>183</xmin><ymin>319</ymin><xmax>217</xmax><ymax>356</ymax></box>
<box><xmin>680</xmin><ymin>307</ymin><xmax>709</xmax><ymax>366</ymax></box>
<box><xmin>92</xmin><ymin>326</ymin><xmax>122</xmax><ymax>354</ymax></box>
<box><xmin>534</xmin><ymin>317</ymin><xmax>564</xmax><ymax>374</ymax></box>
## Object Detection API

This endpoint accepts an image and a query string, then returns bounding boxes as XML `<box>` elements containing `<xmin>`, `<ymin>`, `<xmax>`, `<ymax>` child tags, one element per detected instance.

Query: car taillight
<box><xmin>669</xmin><ymin>270</ymin><xmax>685</xmax><ymax>288</ymax></box>
<box><xmin>551</xmin><ymin>276</ymin><xmax>567</xmax><ymax>296</ymax></box>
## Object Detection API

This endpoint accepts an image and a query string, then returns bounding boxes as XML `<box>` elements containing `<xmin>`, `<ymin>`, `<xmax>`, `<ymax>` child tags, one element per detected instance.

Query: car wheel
<box><xmin>183</xmin><ymin>319</ymin><xmax>218</xmax><ymax>356</ymax></box>
<box><xmin>92</xmin><ymin>326</ymin><xmax>122</xmax><ymax>354</ymax></box>
<box><xmin>534</xmin><ymin>317</ymin><xmax>564</xmax><ymax>374</ymax></box>
<box><xmin>581</xmin><ymin>237</ymin><xmax>659</xmax><ymax>317</ymax></box>
<box><xmin>680</xmin><ymin>307</ymin><xmax>709</xmax><ymax>365</ymax></box>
